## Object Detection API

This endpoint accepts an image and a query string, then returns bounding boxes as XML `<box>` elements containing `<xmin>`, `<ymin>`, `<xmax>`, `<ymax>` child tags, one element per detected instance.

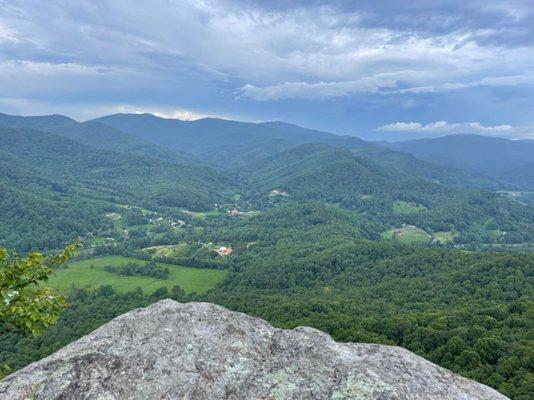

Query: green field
<box><xmin>382</xmin><ymin>225</ymin><xmax>431</xmax><ymax>244</ymax></box>
<box><xmin>49</xmin><ymin>256</ymin><xmax>227</xmax><ymax>294</ymax></box>
<box><xmin>180</xmin><ymin>209</ymin><xmax>222</xmax><ymax>219</ymax></box>
<box><xmin>143</xmin><ymin>243</ymin><xmax>190</xmax><ymax>257</ymax></box>
<box><xmin>392</xmin><ymin>200</ymin><xmax>427</xmax><ymax>215</ymax></box>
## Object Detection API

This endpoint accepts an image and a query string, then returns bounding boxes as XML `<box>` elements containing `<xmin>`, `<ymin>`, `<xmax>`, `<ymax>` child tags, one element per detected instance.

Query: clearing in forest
<box><xmin>48</xmin><ymin>256</ymin><xmax>227</xmax><ymax>294</ymax></box>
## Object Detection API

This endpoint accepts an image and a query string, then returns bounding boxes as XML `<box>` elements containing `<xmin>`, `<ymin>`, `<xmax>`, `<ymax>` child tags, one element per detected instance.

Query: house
<box><xmin>215</xmin><ymin>246</ymin><xmax>233</xmax><ymax>256</ymax></box>
<box><xmin>228</xmin><ymin>208</ymin><xmax>244</xmax><ymax>216</ymax></box>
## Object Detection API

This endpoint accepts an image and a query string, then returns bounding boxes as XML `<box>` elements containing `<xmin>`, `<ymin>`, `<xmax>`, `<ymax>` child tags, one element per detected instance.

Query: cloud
<box><xmin>0</xmin><ymin>1</ymin><xmax>533</xmax><ymax>136</ymax></box>
<box><xmin>239</xmin><ymin>73</ymin><xmax>534</xmax><ymax>100</ymax></box>
<box><xmin>399</xmin><ymin>74</ymin><xmax>534</xmax><ymax>94</ymax></box>
<box><xmin>136</xmin><ymin>108</ymin><xmax>235</xmax><ymax>121</ymax></box>
<box><xmin>377</xmin><ymin>120</ymin><xmax>534</xmax><ymax>139</ymax></box>
<box><xmin>237</xmin><ymin>73</ymin><xmax>401</xmax><ymax>100</ymax></box>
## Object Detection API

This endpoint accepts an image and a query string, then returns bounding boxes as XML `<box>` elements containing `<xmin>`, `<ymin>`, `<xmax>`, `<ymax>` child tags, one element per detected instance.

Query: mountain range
<box><xmin>1</xmin><ymin>111</ymin><xmax>533</xmax><ymax>250</ymax></box>
<box><xmin>390</xmin><ymin>134</ymin><xmax>534</xmax><ymax>190</ymax></box>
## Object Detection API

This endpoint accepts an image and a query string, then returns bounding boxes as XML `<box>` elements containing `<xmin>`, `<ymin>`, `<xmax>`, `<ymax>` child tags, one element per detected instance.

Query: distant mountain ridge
<box><xmin>0</xmin><ymin>112</ymin><xmax>76</xmax><ymax>129</ymax></box>
<box><xmin>94</xmin><ymin>113</ymin><xmax>372</xmax><ymax>168</ymax></box>
<box><xmin>0</xmin><ymin>113</ymin><xmax>197</xmax><ymax>165</ymax></box>
<box><xmin>390</xmin><ymin>134</ymin><xmax>534</xmax><ymax>190</ymax></box>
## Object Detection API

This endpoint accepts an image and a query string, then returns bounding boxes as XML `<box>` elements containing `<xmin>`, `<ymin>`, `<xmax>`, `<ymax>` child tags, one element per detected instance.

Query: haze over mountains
<box><xmin>94</xmin><ymin>113</ymin><xmax>371</xmax><ymax>168</ymax></box>
<box><xmin>390</xmin><ymin>135</ymin><xmax>534</xmax><ymax>190</ymax></box>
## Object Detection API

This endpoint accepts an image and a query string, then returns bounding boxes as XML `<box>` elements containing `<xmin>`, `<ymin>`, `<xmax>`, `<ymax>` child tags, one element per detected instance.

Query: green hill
<box><xmin>238</xmin><ymin>143</ymin><xmax>534</xmax><ymax>243</ymax></box>
<box><xmin>0</xmin><ymin>113</ymin><xmax>197</xmax><ymax>165</ymax></box>
<box><xmin>0</xmin><ymin>127</ymin><xmax>236</xmax><ymax>250</ymax></box>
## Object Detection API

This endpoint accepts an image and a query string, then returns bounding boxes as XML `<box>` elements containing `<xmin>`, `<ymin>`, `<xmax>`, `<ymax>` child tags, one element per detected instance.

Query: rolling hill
<box><xmin>1</xmin><ymin>112</ymin><xmax>533</xmax><ymax>246</ymax></box>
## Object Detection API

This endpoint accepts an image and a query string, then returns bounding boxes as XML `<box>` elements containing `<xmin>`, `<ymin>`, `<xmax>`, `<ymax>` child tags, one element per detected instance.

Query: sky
<box><xmin>1</xmin><ymin>0</ymin><xmax>533</xmax><ymax>139</ymax></box>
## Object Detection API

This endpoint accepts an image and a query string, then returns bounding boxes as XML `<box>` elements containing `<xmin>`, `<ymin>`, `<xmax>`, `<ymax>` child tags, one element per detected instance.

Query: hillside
<box><xmin>0</xmin><ymin>127</ymin><xmax>236</xmax><ymax>250</ymax></box>
<box><xmin>94</xmin><ymin>113</ymin><xmax>372</xmax><ymax>168</ymax></box>
<box><xmin>391</xmin><ymin>134</ymin><xmax>534</xmax><ymax>189</ymax></box>
<box><xmin>261</xmin><ymin>120</ymin><xmax>370</xmax><ymax>148</ymax></box>
<box><xmin>0</xmin><ymin>113</ymin><xmax>197</xmax><ymax>165</ymax></box>
<box><xmin>0</xmin><ymin>300</ymin><xmax>506</xmax><ymax>399</ymax></box>
<box><xmin>351</xmin><ymin>147</ymin><xmax>501</xmax><ymax>190</ymax></box>
<box><xmin>0</xmin><ymin>151</ymin><xmax>113</xmax><ymax>251</ymax></box>
<box><xmin>237</xmin><ymin>143</ymin><xmax>534</xmax><ymax>243</ymax></box>
<box><xmin>0</xmin><ymin>112</ymin><xmax>76</xmax><ymax>130</ymax></box>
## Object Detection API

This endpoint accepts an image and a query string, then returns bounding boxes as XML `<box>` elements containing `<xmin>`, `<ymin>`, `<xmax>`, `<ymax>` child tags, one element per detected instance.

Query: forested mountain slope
<box><xmin>0</xmin><ymin>127</ymin><xmax>236</xmax><ymax>250</ymax></box>
<box><xmin>53</xmin><ymin>121</ymin><xmax>198</xmax><ymax>165</ymax></box>
<box><xmin>391</xmin><ymin>134</ymin><xmax>534</xmax><ymax>189</ymax></box>
<box><xmin>238</xmin><ymin>143</ymin><xmax>534</xmax><ymax>243</ymax></box>
<box><xmin>0</xmin><ymin>127</ymin><xmax>233</xmax><ymax>209</ymax></box>
<box><xmin>0</xmin><ymin>112</ymin><xmax>76</xmax><ymax>130</ymax></box>
<box><xmin>94</xmin><ymin>113</ymin><xmax>372</xmax><ymax>168</ymax></box>
<box><xmin>0</xmin><ymin>113</ymin><xmax>196</xmax><ymax>165</ymax></box>
<box><xmin>0</xmin><ymin>151</ymin><xmax>114</xmax><ymax>251</ymax></box>
<box><xmin>351</xmin><ymin>147</ymin><xmax>501</xmax><ymax>190</ymax></box>
<box><xmin>260</xmin><ymin>120</ymin><xmax>369</xmax><ymax>148</ymax></box>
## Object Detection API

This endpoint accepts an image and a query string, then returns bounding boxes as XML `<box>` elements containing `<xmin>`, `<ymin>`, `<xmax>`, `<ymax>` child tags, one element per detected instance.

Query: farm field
<box><xmin>382</xmin><ymin>225</ymin><xmax>431</xmax><ymax>244</ymax></box>
<box><xmin>179</xmin><ymin>209</ymin><xmax>222</xmax><ymax>219</ymax></box>
<box><xmin>48</xmin><ymin>256</ymin><xmax>227</xmax><ymax>294</ymax></box>
<box><xmin>392</xmin><ymin>200</ymin><xmax>427</xmax><ymax>215</ymax></box>
<box><xmin>143</xmin><ymin>243</ymin><xmax>190</xmax><ymax>258</ymax></box>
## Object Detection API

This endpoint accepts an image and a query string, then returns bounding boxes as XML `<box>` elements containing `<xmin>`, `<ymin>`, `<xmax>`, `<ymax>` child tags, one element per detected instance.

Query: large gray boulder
<box><xmin>0</xmin><ymin>300</ymin><xmax>507</xmax><ymax>399</ymax></box>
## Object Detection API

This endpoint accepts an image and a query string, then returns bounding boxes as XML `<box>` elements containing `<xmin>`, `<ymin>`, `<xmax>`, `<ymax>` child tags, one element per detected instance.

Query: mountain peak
<box><xmin>0</xmin><ymin>112</ymin><xmax>76</xmax><ymax>129</ymax></box>
<box><xmin>0</xmin><ymin>300</ymin><xmax>506</xmax><ymax>399</ymax></box>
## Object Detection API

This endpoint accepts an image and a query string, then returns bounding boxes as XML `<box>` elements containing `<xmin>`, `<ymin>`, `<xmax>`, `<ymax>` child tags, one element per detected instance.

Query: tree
<box><xmin>0</xmin><ymin>242</ymin><xmax>80</xmax><ymax>378</ymax></box>
<box><xmin>0</xmin><ymin>242</ymin><xmax>80</xmax><ymax>336</ymax></box>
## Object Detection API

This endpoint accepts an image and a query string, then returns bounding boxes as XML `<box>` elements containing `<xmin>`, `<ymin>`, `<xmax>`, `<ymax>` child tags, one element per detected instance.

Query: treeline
<box><xmin>104</xmin><ymin>261</ymin><xmax>169</xmax><ymax>279</ymax></box>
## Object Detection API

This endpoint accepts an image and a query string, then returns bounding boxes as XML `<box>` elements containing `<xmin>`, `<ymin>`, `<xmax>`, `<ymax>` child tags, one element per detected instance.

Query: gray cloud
<box><xmin>0</xmin><ymin>0</ymin><xmax>533</xmax><ymax>136</ymax></box>
<box><xmin>377</xmin><ymin>121</ymin><xmax>534</xmax><ymax>139</ymax></box>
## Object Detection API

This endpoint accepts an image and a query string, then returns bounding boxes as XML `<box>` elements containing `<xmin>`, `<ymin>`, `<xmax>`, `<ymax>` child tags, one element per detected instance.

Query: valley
<box><xmin>0</xmin><ymin>112</ymin><xmax>533</xmax><ymax>399</ymax></box>
<box><xmin>2</xmin><ymin>4</ymin><xmax>533</xmax><ymax>398</ymax></box>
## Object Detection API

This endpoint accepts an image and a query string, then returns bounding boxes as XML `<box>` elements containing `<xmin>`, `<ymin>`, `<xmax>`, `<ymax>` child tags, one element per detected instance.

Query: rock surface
<box><xmin>0</xmin><ymin>300</ymin><xmax>508</xmax><ymax>400</ymax></box>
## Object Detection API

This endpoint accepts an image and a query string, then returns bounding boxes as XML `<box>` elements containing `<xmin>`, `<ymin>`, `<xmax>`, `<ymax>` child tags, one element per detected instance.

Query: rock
<box><xmin>0</xmin><ymin>300</ymin><xmax>507</xmax><ymax>399</ymax></box>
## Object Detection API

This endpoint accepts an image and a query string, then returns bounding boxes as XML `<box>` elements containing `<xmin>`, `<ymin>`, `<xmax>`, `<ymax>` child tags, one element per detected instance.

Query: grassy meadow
<box><xmin>49</xmin><ymin>256</ymin><xmax>227</xmax><ymax>294</ymax></box>
<box><xmin>382</xmin><ymin>225</ymin><xmax>431</xmax><ymax>244</ymax></box>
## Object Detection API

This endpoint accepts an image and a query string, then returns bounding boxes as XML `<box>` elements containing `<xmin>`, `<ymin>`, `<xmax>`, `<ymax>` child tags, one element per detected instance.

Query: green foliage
<box><xmin>0</xmin><ymin>242</ymin><xmax>80</xmax><ymax>336</ymax></box>
<box><xmin>238</xmin><ymin>143</ymin><xmax>534</xmax><ymax>244</ymax></box>
<box><xmin>0</xmin><ymin>242</ymin><xmax>80</xmax><ymax>379</ymax></box>
<box><xmin>0</xmin><ymin>126</ymin><xmax>235</xmax><ymax>251</ymax></box>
